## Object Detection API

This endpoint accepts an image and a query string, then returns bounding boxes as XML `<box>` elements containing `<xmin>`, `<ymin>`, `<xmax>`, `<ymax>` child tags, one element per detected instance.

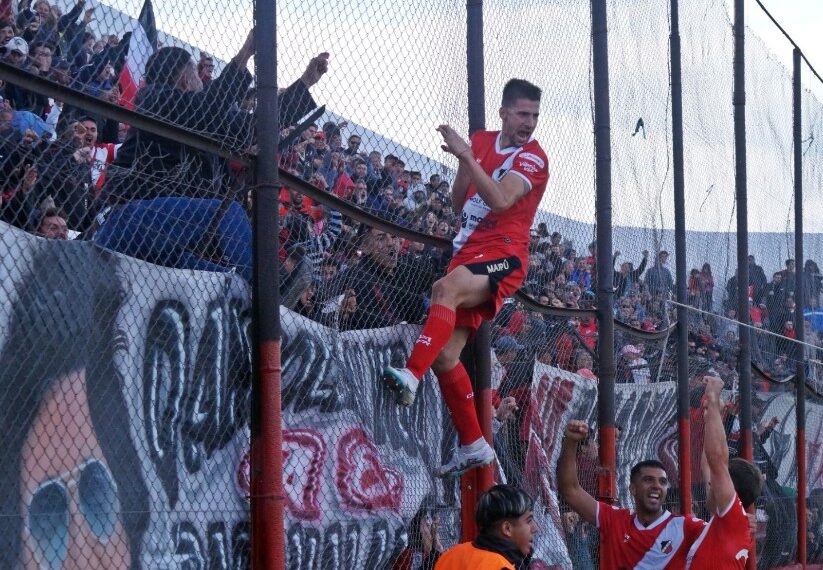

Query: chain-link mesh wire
<box><xmin>1</xmin><ymin>0</ymin><xmax>263</xmax><ymax>567</ymax></box>
<box><xmin>0</xmin><ymin>222</ymin><xmax>253</xmax><ymax>568</ymax></box>
<box><xmin>5</xmin><ymin>0</ymin><xmax>823</xmax><ymax>566</ymax></box>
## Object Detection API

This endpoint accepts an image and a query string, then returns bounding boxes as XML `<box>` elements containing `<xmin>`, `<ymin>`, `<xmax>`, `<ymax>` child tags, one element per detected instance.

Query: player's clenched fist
<box><xmin>564</xmin><ymin>420</ymin><xmax>589</xmax><ymax>442</ymax></box>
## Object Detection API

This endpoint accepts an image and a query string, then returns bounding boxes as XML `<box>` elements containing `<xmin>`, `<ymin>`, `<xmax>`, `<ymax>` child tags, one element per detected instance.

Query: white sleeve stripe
<box><xmin>595</xmin><ymin>503</ymin><xmax>601</xmax><ymax>529</ymax></box>
<box><xmin>507</xmin><ymin>170</ymin><xmax>533</xmax><ymax>191</ymax></box>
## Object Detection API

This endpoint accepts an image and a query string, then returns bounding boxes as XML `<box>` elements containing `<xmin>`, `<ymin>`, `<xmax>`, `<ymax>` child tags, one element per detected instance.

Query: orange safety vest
<box><xmin>434</xmin><ymin>542</ymin><xmax>515</xmax><ymax>570</ymax></box>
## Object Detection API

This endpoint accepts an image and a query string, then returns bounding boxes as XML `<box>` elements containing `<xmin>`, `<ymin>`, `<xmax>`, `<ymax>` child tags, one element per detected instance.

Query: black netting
<box><xmin>3</xmin><ymin>0</ymin><xmax>823</xmax><ymax>567</ymax></box>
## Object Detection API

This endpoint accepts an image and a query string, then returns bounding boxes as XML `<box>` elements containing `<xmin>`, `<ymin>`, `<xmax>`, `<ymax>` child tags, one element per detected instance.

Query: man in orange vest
<box><xmin>435</xmin><ymin>485</ymin><xmax>538</xmax><ymax>570</ymax></box>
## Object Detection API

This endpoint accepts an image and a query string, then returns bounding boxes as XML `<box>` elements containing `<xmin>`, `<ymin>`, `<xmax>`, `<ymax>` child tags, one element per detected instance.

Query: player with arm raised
<box><xmin>558</xmin><ymin>420</ymin><xmax>705</xmax><ymax>569</ymax></box>
<box><xmin>383</xmin><ymin>79</ymin><xmax>549</xmax><ymax>477</ymax></box>
<box><xmin>686</xmin><ymin>376</ymin><xmax>763</xmax><ymax>569</ymax></box>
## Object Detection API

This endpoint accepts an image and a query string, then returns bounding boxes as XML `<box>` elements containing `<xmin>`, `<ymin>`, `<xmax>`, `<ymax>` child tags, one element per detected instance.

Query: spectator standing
<box><xmin>576</xmin><ymin>314</ymin><xmax>597</xmax><ymax>351</ymax></box>
<box><xmin>94</xmin><ymin>40</ymin><xmax>329</xmax><ymax>280</ymax></box>
<box><xmin>322</xmin><ymin>227</ymin><xmax>433</xmax><ymax>331</ymax></box>
<box><xmin>802</xmin><ymin>259</ymin><xmax>823</xmax><ymax>309</ymax></box>
<box><xmin>197</xmin><ymin>52</ymin><xmax>214</xmax><ymax>86</ymax></box>
<box><xmin>392</xmin><ymin>505</ymin><xmax>444</xmax><ymax>570</ymax></box>
<box><xmin>0</xmin><ymin>20</ymin><xmax>13</xmax><ymax>46</ymax></box>
<box><xmin>280</xmin><ymin>246</ymin><xmax>311</xmax><ymax>309</ymax></box>
<box><xmin>747</xmin><ymin>255</ymin><xmax>768</xmax><ymax>303</ymax></box>
<box><xmin>613</xmin><ymin>250</ymin><xmax>648</xmax><ymax>298</ymax></box>
<box><xmin>699</xmin><ymin>262</ymin><xmax>715</xmax><ymax>311</ymax></box>
<box><xmin>780</xmin><ymin>259</ymin><xmax>796</xmax><ymax>293</ymax></box>
<box><xmin>644</xmin><ymin>250</ymin><xmax>673</xmax><ymax>298</ymax></box>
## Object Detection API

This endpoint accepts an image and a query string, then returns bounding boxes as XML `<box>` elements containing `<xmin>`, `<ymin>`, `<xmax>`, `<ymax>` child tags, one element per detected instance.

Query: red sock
<box><xmin>436</xmin><ymin>363</ymin><xmax>483</xmax><ymax>445</ymax></box>
<box><xmin>406</xmin><ymin>304</ymin><xmax>456</xmax><ymax>378</ymax></box>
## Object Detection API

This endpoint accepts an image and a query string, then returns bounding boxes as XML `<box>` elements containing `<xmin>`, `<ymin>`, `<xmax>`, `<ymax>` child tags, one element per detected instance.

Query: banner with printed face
<box><xmin>3</xmin><ymin>220</ymin><xmax>819</xmax><ymax>569</ymax></box>
<box><xmin>0</xmin><ymin>222</ymin><xmax>456</xmax><ymax>570</ymax></box>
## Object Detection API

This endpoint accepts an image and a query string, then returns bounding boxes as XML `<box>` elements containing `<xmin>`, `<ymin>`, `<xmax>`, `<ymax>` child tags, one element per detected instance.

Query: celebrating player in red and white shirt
<box><xmin>686</xmin><ymin>376</ymin><xmax>764</xmax><ymax>569</ymax></box>
<box><xmin>558</xmin><ymin>421</ymin><xmax>706</xmax><ymax>570</ymax></box>
<box><xmin>383</xmin><ymin>79</ymin><xmax>549</xmax><ymax>477</ymax></box>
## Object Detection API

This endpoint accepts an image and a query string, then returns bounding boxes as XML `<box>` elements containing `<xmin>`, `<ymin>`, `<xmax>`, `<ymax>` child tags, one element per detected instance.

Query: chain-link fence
<box><xmin>2</xmin><ymin>0</ymin><xmax>823</xmax><ymax>567</ymax></box>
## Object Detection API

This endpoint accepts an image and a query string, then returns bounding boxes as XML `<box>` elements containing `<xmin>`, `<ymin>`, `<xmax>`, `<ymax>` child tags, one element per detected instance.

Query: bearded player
<box><xmin>686</xmin><ymin>376</ymin><xmax>763</xmax><ymax>568</ymax></box>
<box><xmin>558</xmin><ymin>421</ymin><xmax>706</xmax><ymax>569</ymax></box>
<box><xmin>383</xmin><ymin>79</ymin><xmax>549</xmax><ymax>477</ymax></box>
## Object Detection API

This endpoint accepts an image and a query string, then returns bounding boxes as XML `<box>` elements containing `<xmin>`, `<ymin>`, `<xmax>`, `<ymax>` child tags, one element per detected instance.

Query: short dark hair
<box><xmin>475</xmin><ymin>484</ymin><xmax>534</xmax><ymax>533</ymax></box>
<box><xmin>502</xmin><ymin>79</ymin><xmax>542</xmax><ymax>107</ymax></box>
<box><xmin>38</xmin><ymin>207</ymin><xmax>66</xmax><ymax>226</ymax></box>
<box><xmin>286</xmin><ymin>245</ymin><xmax>305</xmax><ymax>263</ymax></box>
<box><xmin>729</xmin><ymin>458</ymin><xmax>763</xmax><ymax>509</ymax></box>
<box><xmin>30</xmin><ymin>41</ymin><xmax>54</xmax><ymax>54</ymax></box>
<box><xmin>145</xmin><ymin>46</ymin><xmax>192</xmax><ymax>85</ymax></box>
<box><xmin>630</xmin><ymin>460</ymin><xmax>668</xmax><ymax>483</ymax></box>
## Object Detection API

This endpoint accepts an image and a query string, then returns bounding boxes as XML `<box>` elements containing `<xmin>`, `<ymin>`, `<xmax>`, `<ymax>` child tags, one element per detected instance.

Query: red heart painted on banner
<box><xmin>283</xmin><ymin>429</ymin><xmax>327</xmax><ymax>520</ymax></box>
<box><xmin>335</xmin><ymin>427</ymin><xmax>403</xmax><ymax>512</ymax></box>
<box><xmin>235</xmin><ymin>428</ymin><xmax>327</xmax><ymax>521</ymax></box>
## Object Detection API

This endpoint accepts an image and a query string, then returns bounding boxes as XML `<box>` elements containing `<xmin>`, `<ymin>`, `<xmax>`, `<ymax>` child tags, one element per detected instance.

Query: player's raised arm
<box><xmin>557</xmin><ymin>420</ymin><xmax>599</xmax><ymax>526</ymax></box>
<box><xmin>449</xmin><ymin>158</ymin><xmax>471</xmax><ymax>211</ymax></box>
<box><xmin>437</xmin><ymin>124</ymin><xmax>529</xmax><ymax>213</ymax></box>
<box><xmin>703</xmin><ymin>376</ymin><xmax>736</xmax><ymax>513</ymax></box>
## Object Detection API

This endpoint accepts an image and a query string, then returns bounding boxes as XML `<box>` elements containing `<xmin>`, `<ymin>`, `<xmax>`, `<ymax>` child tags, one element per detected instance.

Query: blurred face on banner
<box><xmin>19</xmin><ymin>371</ymin><xmax>129</xmax><ymax>569</ymax></box>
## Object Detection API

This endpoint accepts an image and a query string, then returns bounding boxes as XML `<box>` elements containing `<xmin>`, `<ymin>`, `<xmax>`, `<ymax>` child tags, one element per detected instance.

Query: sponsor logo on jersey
<box><xmin>518</xmin><ymin>159</ymin><xmax>539</xmax><ymax>174</ymax></box>
<box><xmin>735</xmin><ymin>549</ymin><xmax>749</xmax><ymax>561</ymax></box>
<box><xmin>461</xmin><ymin>211</ymin><xmax>468</xmax><ymax>228</ymax></box>
<box><xmin>486</xmin><ymin>259</ymin><xmax>510</xmax><ymax>274</ymax></box>
<box><xmin>518</xmin><ymin>152</ymin><xmax>545</xmax><ymax>168</ymax></box>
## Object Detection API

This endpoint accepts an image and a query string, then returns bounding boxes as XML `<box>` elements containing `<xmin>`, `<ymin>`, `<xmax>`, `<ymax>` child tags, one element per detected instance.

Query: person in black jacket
<box><xmin>613</xmin><ymin>249</ymin><xmax>648</xmax><ymax>298</ymax></box>
<box><xmin>320</xmin><ymin>226</ymin><xmax>435</xmax><ymax>331</ymax></box>
<box><xmin>93</xmin><ymin>34</ymin><xmax>329</xmax><ymax>279</ymax></box>
<box><xmin>104</xmin><ymin>33</ymin><xmax>326</xmax><ymax>202</ymax></box>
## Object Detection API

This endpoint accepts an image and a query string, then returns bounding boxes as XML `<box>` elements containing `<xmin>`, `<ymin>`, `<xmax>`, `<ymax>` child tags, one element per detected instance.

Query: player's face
<box><xmin>506</xmin><ymin>511</ymin><xmax>539</xmax><ymax>556</ymax></box>
<box><xmin>499</xmin><ymin>98</ymin><xmax>540</xmax><ymax>148</ymax></box>
<box><xmin>630</xmin><ymin>467</ymin><xmax>669</xmax><ymax>516</ymax></box>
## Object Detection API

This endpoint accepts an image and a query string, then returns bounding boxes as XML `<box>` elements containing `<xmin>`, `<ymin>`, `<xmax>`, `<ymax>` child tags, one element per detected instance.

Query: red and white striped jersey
<box><xmin>686</xmin><ymin>494</ymin><xmax>752</xmax><ymax>569</ymax></box>
<box><xmin>597</xmin><ymin>502</ymin><xmax>706</xmax><ymax>570</ymax></box>
<box><xmin>452</xmin><ymin>130</ymin><xmax>549</xmax><ymax>257</ymax></box>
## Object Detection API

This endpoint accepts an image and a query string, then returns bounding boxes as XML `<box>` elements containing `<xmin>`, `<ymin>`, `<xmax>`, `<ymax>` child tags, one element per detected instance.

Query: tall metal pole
<box><xmin>250</xmin><ymin>1</ymin><xmax>284</xmax><ymax>567</ymax></box>
<box><xmin>792</xmin><ymin>46</ymin><xmax>807</xmax><ymax>567</ymax></box>
<box><xmin>467</xmin><ymin>0</ymin><xmax>486</xmax><ymax>135</ymax></box>
<box><xmin>591</xmin><ymin>0</ymin><xmax>616</xmax><ymax>508</ymax></box>
<box><xmin>670</xmin><ymin>0</ymin><xmax>692</xmax><ymax>515</ymax></box>
<box><xmin>459</xmin><ymin>0</ymin><xmax>491</xmax><ymax>542</ymax></box>
<box><xmin>733</xmin><ymin>5</ymin><xmax>756</xmax><ymax>568</ymax></box>
<box><xmin>733</xmin><ymin>0</ymin><xmax>753</xmax><ymax>465</ymax></box>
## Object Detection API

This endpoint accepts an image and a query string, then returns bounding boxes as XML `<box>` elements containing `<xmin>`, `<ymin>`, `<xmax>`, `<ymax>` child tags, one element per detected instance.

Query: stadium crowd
<box><xmin>2</xmin><ymin>4</ymin><xmax>823</xmax><ymax>566</ymax></box>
